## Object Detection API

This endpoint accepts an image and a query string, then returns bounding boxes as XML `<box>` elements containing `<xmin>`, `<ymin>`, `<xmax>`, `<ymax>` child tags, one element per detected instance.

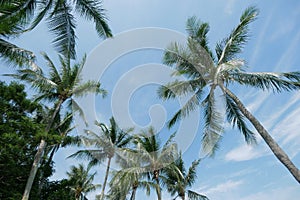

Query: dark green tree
<box><xmin>158</xmin><ymin>6</ymin><xmax>300</xmax><ymax>182</ymax></box>
<box><xmin>0</xmin><ymin>81</ymin><xmax>44</xmax><ymax>199</ymax></box>
<box><xmin>40</xmin><ymin>179</ymin><xmax>74</xmax><ymax>200</ymax></box>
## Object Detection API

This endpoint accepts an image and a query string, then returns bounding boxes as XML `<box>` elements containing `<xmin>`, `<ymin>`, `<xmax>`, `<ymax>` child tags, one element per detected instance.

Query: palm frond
<box><xmin>157</xmin><ymin>79</ymin><xmax>202</xmax><ymax>100</ymax></box>
<box><xmin>187</xmin><ymin>38</ymin><xmax>215</xmax><ymax>75</ymax></box>
<box><xmin>185</xmin><ymin>159</ymin><xmax>201</xmax><ymax>187</ymax></box>
<box><xmin>70</xmin><ymin>99</ymin><xmax>88</xmax><ymax>126</ymax></box>
<box><xmin>0</xmin><ymin>0</ymin><xmax>36</xmax><ymax>32</ymax></box>
<box><xmin>163</xmin><ymin>42</ymin><xmax>201</xmax><ymax>79</ymax></box>
<box><xmin>186</xmin><ymin>16</ymin><xmax>213</xmax><ymax>57</ymax></box>
<box><xmin>229</xmin><ymin>71</ymin><xmax>300</xmax><ymax>92</ymax></box>
<box><xmin>187</xmin><ymin>190</ymin><xmax>209</xmax><ymax>200</ymax></box>
<box><xmin>26</xmin><ymin>0</ymin><xmax>54</xmax><ymax>31</ymax></box>
<box><xmin>201</xmin><ymin>91</ymin><xmax>225</xmax><ymax>156</ymax></box>
<box><xmin>74</xmin><ymin>0</ymin><xmax>112</xmax><ymax>38</ymax></box>
<box><xmin>68</xmin><ymin>149</ymin><xmax>107</xmax><ymax>166</ymax></box>
<box><xmin>225</xmin><ymin>94</ymin><xmax>256</xmax><ymax>144</ymax></box>
<box><xmin>47</xmin><ymin>1</ymin><xmax>76</xmax><ymax>59</ymax></box>
<box><xmin>41</xmin><ymin>51</ymin><xmax>62</xmax><ymax>83</ymax></box>
<box><xmin>216</xmin><ymin>6</ymin><xmax>259</xmax><ymax>64</ymax></box>
<box><xmin>167</xmin><ymin>89</ymin><xmax>202</xmax><ymax>128</ymax></box>
<box><xmin>0</xmin><ymin>38</ymin><xmax>35</xmax><ymax>67</ymax></box>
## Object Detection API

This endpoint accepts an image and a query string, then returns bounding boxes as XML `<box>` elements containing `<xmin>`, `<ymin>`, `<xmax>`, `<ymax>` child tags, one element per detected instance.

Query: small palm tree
<box><xmin>134</xmin><ymin>127</ymin><xmax>178</xmax><ymax>200</ymax></box>
<box><xmin>69</xmin><ymin>117</ymin><xmax>133</xmax><ymax>200</ymax></box>
<box><xmin>67</xmin><ymin>164</ymin><xmax>100</xmax><ymax>200</ymax></box>
<box><xmin>158</xmin><ymin>6</ymin><xmax>300</xmax><ymax>183</ymax></box>
<box><xmin>107</xmin><ymin>148</ymin><xmax>156</xmax><ymax>200</ymax></box>
<box><xmin>162</xmin><ymin>153</ymin><xmax>208</xmax><ymax>200</ymax></box>
<box><xmin>0</xmin><ymin>0</ymin><xmax>112</xmax><ymax>63</ymax></box>
<box><xmin>7</xmin><ymin>52</ymin><xmax>106</xmax><ymax>200</ymax></box>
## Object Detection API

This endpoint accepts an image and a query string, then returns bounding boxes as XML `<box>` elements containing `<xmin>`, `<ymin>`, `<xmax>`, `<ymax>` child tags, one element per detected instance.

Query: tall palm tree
<box><xmin>158</xmin><ymin>6</ymin><xmax>300</xmax><ymax>183</ymax></box>
<box><xmin>6</xmin><ymin>52</ymin><xmax>106</xmax><ymax>200</ymax></box>
<box><xmin>69</xmin><ymin>117</ymin><xmax>133</xmax><ymax>200</ymax></box>
<box><xmin>161</xmin><ymin>153</ymin><xmax>208</xmax><ymax>200</ymax></box>
<box><xmin>0</xmin><ymin>0</ymin><xmax>112</xmax><ymax>65</ymax></box>
<box><xmin>134</xmin><ymin>127</ymin><xmax>178</xmax><ymax>200</ymax></box>
<box><xmin>67</xmin><ymin>163</ymin><xmax>100</xmax><ymax>200</ymax></box>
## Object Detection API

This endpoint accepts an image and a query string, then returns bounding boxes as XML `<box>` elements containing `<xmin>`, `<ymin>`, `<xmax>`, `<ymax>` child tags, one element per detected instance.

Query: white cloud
<box><xmin>240</xmin><ymin>185</ymin><xmax>300</xmax><ymax>200</ymax></box>
<box><xmin>225</xmin><ymin>144</ymin><xmax>269</xmax><ymax>162</ymax></box>
<box><xmin>205</xmin><ymin>180</ymin><xmax>244</xmax><ymax>195</ymax></box>
<box><xmin>272</xmin><ymin>105</ymin><xmax>300</xmax><ymax>147</ymax></box>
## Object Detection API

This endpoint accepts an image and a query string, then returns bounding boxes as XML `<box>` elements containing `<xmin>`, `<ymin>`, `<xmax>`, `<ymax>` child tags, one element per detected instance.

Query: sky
<box><xmin>2</xmin><ymin>0</ymin><xmax>300</xmax><ymax>199</ymax></box>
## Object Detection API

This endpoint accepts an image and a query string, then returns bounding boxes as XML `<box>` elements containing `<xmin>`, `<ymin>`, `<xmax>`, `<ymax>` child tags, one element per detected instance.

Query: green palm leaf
<box><xmin>225</xmin><ymin>94</ymin><xmax>256</xmax><ymax>144</ymax></box>
<box><xmin>48</xmin><ymin>1</ymin><xmax>76</xmax><ymax>59</ymax></box>
<box><xmin>216</xmin><ymin>6</ymin><xmax>259</xmax><ymax>64</ymax></box>
<box><xmin>74</xmin><ymin>0</ymin><xmax>112</xmax><ymax>38</ymax></box>
<box><xmin>230</xmin><ymin>71</ymin><xmax>300</xmax><ymax>92</ymax></box>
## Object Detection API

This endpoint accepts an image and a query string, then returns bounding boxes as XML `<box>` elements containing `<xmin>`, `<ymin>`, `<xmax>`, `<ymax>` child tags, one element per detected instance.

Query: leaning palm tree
<box><xmin>69</xmin><ymin>117</ymin><xmax>133</xmax><ymax>200</ymax></box>
<box><xmin>158</xmin><ymin>6</ymin><xmax>300</xmax><ymax>183</ymax></box>
<box><xmin>67</xmin><ymin>164</ymin><xmax>100</xmax><ymax>200</ymax></box>
<box><xmin>6</xmin><ymin>52</ymin><xmax>106</xmax><ymax>200</ymax></box>
<box><xmin>0</xmin><ymin>0</ymin><xmax>112</xmax><ymax>65</ymax></box>
<box><xmin>161</xmin><ymin>153</ymin><xmax>208</xmax><ymax>200</ymax></box>
<box><xmin>134</xmin><ymin>127</ymin><xmax>178</xmax><ymax>200</ymax></box>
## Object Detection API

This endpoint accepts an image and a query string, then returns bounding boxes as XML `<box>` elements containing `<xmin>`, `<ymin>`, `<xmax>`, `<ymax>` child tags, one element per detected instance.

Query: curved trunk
<box><xmin>100</xmin><ymin>156</ymin><xmax>112</xmax><ymax>200</ymax></box>
<box><xmin>130</xmin><ymin>185</ymin><xmax>138</xmax><ymax>200</ymax></box>
<box><xmin>154</xmin><ymin>171</ymin><xmax>161</xmax><ymax>200</ymax></box>
<box><xmin>22</xmin><ymin>99</ymin><xmax>64</xmax><ymax>200</ymax></box>
<box><xmin>222</xmin><ymin>86</ymin><xmax>300</xmax><ymax>183</ymax></box>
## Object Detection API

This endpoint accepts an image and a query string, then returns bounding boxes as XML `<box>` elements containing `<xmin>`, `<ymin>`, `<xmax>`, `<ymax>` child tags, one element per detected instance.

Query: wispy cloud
<box><xmin>224</xmin><ymin>0</ymin><xmax>237</xmax><ymax>15</ymax></box>
<box><xmin>225</xmin><ymin>144</ymin><xmax>269</xmax><ymax>162</ymax></box>
<box><xmin>240</xmin><ymin>185</ymin><xmax>300</xmax><ymax>200</ymax></box>
<box><xmin>205</xmin><ymin>180</ymin><xmax>244</xmax><ymax>195</ymax></box>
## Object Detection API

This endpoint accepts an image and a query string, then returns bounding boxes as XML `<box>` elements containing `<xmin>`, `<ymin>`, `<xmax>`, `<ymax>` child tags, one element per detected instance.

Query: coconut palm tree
<box><xmin>134</xmin><ymin>127</ymin><xmax>178</xmax><ymax>200</ymax></box>
<box><xmin>161</xmin><ymin>153</ymin><xmax>208</xmax><ymax>200</ymax></box>
<box><xmin>0</xmin><ymin>0</ymin><xmax>112</xmax><ymax>65</ymax></box>
<box><xmin>107</xmin><ymin>148</ymin><xmax>156</xmax><ymax>200</ymax></box>
<box><xmin>158</xmin><ymin>6</ymin><xmax>300</xmax><ymax>183</ymax></box>
<box><xmin>6</xmin><ymin>52</ymin><xmax>106</xmax><ymax>200</ymax></box>
<box><xmin>69</xmin><ymin>117</ymin><xmax>133</xmax><ymax>200</ymax></box>
<box><xmin>67</xmin><ymin>163</ymin><xmax>100</xmax><ymax>200</ymax></box>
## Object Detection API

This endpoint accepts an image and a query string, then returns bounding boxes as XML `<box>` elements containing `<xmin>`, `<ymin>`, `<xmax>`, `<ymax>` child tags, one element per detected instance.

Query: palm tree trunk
<box><xmin>100</xmin><ymin>157</ymin><xmax>112</xmax><ymax>200</ymax></box>
<box><xmin>130</xmin><ymin>185</ymin><xmax>138</xmax><ymax>200</ymax></box>
<box><xmin>22</xmin><ymin>99</ymin><xmax>64</xmax><ymax>200</ymax></box>
<box><xmin>222</xmin><ymin>86</ymin><xmax>300</xmax><ymax>183</ymax></box>
<box><xmin>155</xmin><ymin>178</ymin><xmax>162</xmax><ymax>200</ymax></box>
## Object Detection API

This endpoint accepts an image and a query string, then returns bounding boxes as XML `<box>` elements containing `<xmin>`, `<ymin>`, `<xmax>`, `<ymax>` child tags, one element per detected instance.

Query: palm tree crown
<box><xmin>69</xmin><ymin>117</ymin><xmax>134</xmax><ymax>199</ymax></box>
<box><xmin>158</xmin><ymin>6</ymin><xmax>300</xmax><ymax>182</ymax></box>
<box><xmin>162</xmin><ymin>153</ymin><xmax>208</xmax><ymax>200</ymax></box>
<box><xmin>133</xmin><ymin>127</ymin><xmax>178</xmax><ymax>200</ymax></box>
<box><xmin>67</xmin><ymin>163</ymin><xmax>100</xmax><ymax>200</ymax></box>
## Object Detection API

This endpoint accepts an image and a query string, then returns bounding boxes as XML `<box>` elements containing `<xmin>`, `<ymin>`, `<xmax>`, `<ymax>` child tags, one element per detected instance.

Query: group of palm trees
<box><xmin>1</xmin><ymin>1</ymin><xmax>300</xmax><ymax>200</ymax></box>
<box><xmin>68</xmin><ymin>119</ymin><xmax>208</xmax><ymax>200</ymax></box>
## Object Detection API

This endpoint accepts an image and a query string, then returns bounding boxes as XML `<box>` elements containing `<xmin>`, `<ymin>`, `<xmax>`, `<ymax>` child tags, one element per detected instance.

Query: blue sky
<box><xmin>2</xmin><ymin>0</ymin><xmax>300</xmax><ymax>199</ymax></box>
